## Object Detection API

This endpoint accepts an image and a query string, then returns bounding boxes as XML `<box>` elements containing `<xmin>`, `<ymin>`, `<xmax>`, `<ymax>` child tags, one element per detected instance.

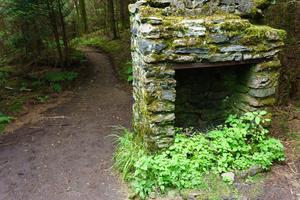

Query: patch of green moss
<box><xmin>149</xmin><ymin>53</ymin><xmax>166</xmax><ymax>62</ymax></box>
<box><xmin>139</xmin><ymin>6</ymin><xmax>164</xmax><ymax>17</ymax></box>
<box><xmin>254</xmin><ymin>59</ymin><xmax>281</xmax><ymax>72</ymax></box>
<box><xmin>254</xmin><ymin>0</ymin><xmax>276</xmax><ymax>8</ymax></box>
<box><xmin>249</xmin><ymin>0</ymin><xmax>276</xmax><ymax>16</ymax></box>
<box><xmin>206</xmin><ymin>13</ymin><xmax>242</xmax><ymax>21</ymax></box>
<box><xmin>208</xmin><ymin>44</ymin><xmax>219</xmax><ymax>53</ymax></box>
<box><xmin>241</xmin><ymin>25</ymin><xmax>286</xmax><ymax>45</ymax></box>
<box><xmin>219</xmin><ymin>19</ymin><xmax>251</xmax><ymax>32</ymax></box>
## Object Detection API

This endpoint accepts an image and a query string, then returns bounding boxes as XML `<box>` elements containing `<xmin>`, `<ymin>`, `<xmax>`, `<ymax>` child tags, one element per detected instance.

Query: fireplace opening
<box><xmin>175</xmin><ymin>65</ymin><xmax>251</xmax><ymax>131</ymax></box>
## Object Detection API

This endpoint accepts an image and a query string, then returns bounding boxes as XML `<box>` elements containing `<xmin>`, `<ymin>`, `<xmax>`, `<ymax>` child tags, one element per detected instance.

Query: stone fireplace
<box><xmin>129</xmin><ymin>0</ymin><xmax>286</xmax><ymax>150</ymax></box>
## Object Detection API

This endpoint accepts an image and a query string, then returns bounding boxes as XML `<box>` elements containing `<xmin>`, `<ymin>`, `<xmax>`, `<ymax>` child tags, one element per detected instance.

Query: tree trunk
<box><xmin>46</xmin><ymin>0</ymin><xmax>63</xmax><ymax>66</ymax></box>
<box><xmin>119</xmin><ymin>0</ymin><xmax>129</xmax><ymax>29</ymax></box>
<box><xmin>79</xmin><ymin>0</ymin><xmax>88</xmax><ymax>33</ymax></box>
<box><xmin>72</xmin><ymin>0</ymin><xmax>81</xmax><ymax>36</ymax></box>
<box><xmin>57</xmin><ymin>0</ymin><xmax>69</xmax><ymax>66</ymax></box>
<box><xmin>107</xmin><ymin>0</ymin><xmax>118</xmax><ymax>39</ymax></box>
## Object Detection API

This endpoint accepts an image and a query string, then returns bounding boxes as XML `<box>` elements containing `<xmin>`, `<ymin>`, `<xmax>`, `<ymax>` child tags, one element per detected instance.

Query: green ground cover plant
<box><xmin>72</xmin><ymin>36</ymin><xmax>122</xmax><ymax>54</ymax></box>
<box><xmin>114</xmin><ymin>111</ymin><xmax>285</xmax><ymax>199</ymax></box>
<box><xmin>0</xmin><ymin>113</ymin><xmax>12</xmax><ymax>132</ymax></box>
<box><xmin>123</xmin><ymin>61</ymin><xmax>133</xmax><ymax>83</ymax></box>
<box><xmin>43</xmin><ymin>71</ymin><xmax>78</xmax><ymax>93</ymax></box>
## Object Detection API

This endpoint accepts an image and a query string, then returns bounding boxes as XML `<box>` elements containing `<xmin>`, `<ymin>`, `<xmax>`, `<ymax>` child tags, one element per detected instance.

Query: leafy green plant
<box><xmin>114</xmin><ymin>111</ymin><xmax>285</xmax><ymax>199</ymax></box>
<box><xmin>0</xmin><ymin>113</ymin><xmax>12</xmax><ymax>124</ymax></box>
<box><xmin>44</xmin><ymin>71</ymin><xmax>78</xmax><ymax>82</ymax></box>
<box><xmin>124</xmin><ymin>62</ymin><xmax>133</xmax><ymax>83</ymax></box>
<box><xmin>43</xmin><ymin>71</ymin><xmax>78</xmax><ymax>92</ymax></box>
<box><xmin>0</xmin><ymin>112</ymin><xmax>13</xmax><ymax>132</ymax></box>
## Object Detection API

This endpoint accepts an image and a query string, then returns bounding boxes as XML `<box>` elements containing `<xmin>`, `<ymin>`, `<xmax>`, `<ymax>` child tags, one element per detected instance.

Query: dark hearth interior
<box><xmin>175</xmin><ymin>66</ymin><xmax>250</xmax><ymax>130</ymax></box>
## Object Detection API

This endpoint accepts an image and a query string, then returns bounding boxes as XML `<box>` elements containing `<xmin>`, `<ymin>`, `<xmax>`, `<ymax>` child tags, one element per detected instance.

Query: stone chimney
<box><xmin>129</xmin><ymin>0</ymin><xmax>286</xmax><ymax>150</ymax></box>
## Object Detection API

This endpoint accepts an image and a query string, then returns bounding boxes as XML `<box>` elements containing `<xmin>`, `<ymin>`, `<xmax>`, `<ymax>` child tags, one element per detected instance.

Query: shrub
<box><xmin>0</xmin><ymin>113</ymin><xmax>12</xmax><ymax>124</ymax></box>
<box><xmin>114</xmin><ymin>111</ymin><xmax>285</xmax><ymax>199</ymax></box>
<box><xmin>43</xmin><ymin>71</ymin><xmax>78</xmax><ymax>93</ymax></box>
<box><xmin>0</xmin><ymin>113</ymin><xmax>12</xmax><ymax>133</ymax></box>
<box><xmin>123</xmin><ymin>61</ymin><xmax>133</xmax><ymax>83</ymax></box>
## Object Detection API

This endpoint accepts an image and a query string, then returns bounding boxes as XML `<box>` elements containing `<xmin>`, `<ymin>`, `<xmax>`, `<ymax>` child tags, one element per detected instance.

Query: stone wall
<box><xmin>130</xmin><ymin>0</ymin><xmax>286</xmax><ymax>150</ymax></box>
<box><xmin>137</xmin><ymin>0</ymin><xmax>277</xmax><ymax>17</ymax></box>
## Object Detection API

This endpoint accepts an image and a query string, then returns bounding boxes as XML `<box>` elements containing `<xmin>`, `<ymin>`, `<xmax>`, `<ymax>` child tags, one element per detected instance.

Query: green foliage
<box><xmin>72</xmin><ymin>36</ymin><xmax>121</xmax><ymax>53</ymax></box>
<box><xmin>43</xmin><ymin>71</ymin><xmax>78</xmax><ymax>93</ymax></box>
<box><xmin>0</xmin><ymin>112</ymin><xmax>13</xmax><ymax>132</ymax></box>
<box><xmin>44</xmin><ymin>71</ymin><xmax>78</xmax><ymax>83</ymax></box>
<box><xmin>70</xmin><ymin>49</ymin><xmax>87</xmax><ymax>65</ymax></box>
<box><xmin>0</xmin><ymin>0</ymin><xmax>73</xmax><ymax>65</ymax></box>
<box><xmin>6</xmin><ymin>96</ymin><xmax>27</xmax><ymax>113</ymax></box>
<box><xmin>124</xmin><ymin>62</ymin><xmax>133</xmax><ymax>83</ymax></box>
<box><xmin>0</xmin><ymin>113</ymin><xmax>12</xmax><ymax>124</ymax></box>
<box><xmin>114</xmin><ymin>111</ymin><xmax>285</xmax><ymax>199</ymax></box>
<box><xmin>113</xmin><ymin>128</ymin><xmax>146</xmax><ymax>180</ymax></box>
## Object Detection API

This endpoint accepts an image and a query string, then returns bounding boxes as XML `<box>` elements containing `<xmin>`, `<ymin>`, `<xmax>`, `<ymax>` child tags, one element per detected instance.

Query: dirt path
<box><xmin>0</xmin><ymin>47</ymin><xmax>132</xmax><ymax>200</ymax></box>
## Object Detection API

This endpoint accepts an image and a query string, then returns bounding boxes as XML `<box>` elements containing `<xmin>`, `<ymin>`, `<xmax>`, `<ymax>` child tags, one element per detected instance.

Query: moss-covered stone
<box><xmin>130</xmin><ymin>0</ymin><xmax>284</xmax><ymax>151</ymax></box>
<box><xmin>241</xmin><ymin>25</ymin><xmax>286</xmax><ymax>45</ymax></box>
<box><xmin>250</xmin><ymin>0</ymin><xmax>277</xmax><ymax>16</ymax></box>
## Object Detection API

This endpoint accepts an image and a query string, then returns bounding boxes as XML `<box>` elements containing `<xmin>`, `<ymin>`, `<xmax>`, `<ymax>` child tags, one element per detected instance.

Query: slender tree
<box><xmin>57</xmin><ymin>0</ymin><xmax>69</xmax><ymax>66</ymax></box>
<box><xmin>78</xmin><ymin>0</ymin><xmax>88</xmax><ymax>33</ymax></box>
<box><xmin>107</xmin><ymin>0</ymin><xmax>118</xmax><ymax>39</ymax></box>
<box><xmin>46</xmin><ymin>0</ymin><xmax>63</xmax><ymax>65</ymax></box>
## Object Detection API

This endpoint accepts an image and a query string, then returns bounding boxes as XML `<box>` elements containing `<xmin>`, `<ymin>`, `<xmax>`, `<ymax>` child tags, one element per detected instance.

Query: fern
<box><xmin>43</xmin><ymin>71</ymin><xmax>78</xmax><ymax>93</ymax></box>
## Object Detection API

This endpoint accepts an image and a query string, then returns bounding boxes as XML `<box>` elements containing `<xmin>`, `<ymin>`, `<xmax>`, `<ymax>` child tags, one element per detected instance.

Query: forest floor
<box><xmin>0</xmin><ymin>47</ymin><xmax>299</xmax><ymax>200</ymax></box>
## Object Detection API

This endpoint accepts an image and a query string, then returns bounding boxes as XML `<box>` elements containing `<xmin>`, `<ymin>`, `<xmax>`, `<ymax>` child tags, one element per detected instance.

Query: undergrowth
<box><xmin>0</xmin><ymin>113</ymin><xmax>12</xmax><ymax>132</ymax></box>
<box><xmin>0</xmin><ymin>67</ymin><xmax>79</xmax><ymax>133</ymax></box>
<box><xmin>43</xmin><ymin>71</ymin><xmax>78</xmax><ymax>93</ymax></box>
<box><xmin>114</xmin><ymin>111</ymin><xmax>285</xmax><ymax>199</ymax></box>
<box><xmin>72</xmin><ymin>36</ymin><xmax>122</xmax><ymax>54</ymax></box>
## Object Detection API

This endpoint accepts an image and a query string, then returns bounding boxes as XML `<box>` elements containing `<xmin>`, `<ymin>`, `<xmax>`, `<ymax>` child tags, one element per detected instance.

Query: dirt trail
<box><xmin>0</xmin><ymin>47</ymin><xmax>131</xmax><ymax>200</ymax></box>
